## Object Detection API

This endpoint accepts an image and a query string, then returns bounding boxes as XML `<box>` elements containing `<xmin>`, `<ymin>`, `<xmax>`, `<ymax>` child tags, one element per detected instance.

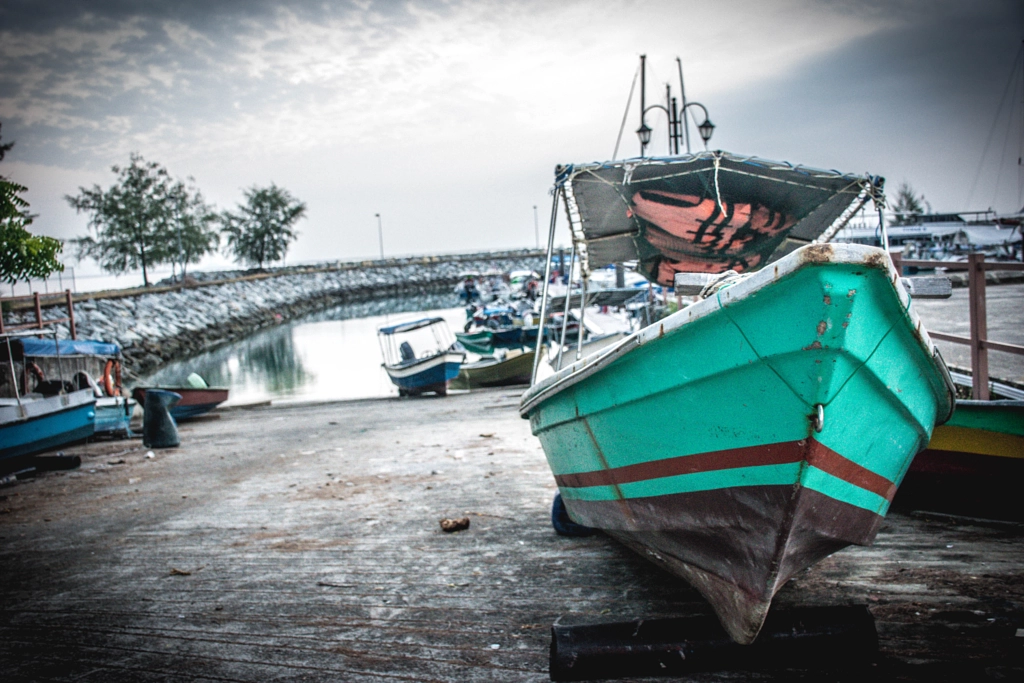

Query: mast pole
<box><xmin>639</xmin><ymin>54</ymin><xmax>647</xmax><ymax>157</ymax></box>
<box><xmin>665</xmin><ymin>83</ymin><xmax>673</xmax><ymax>156</ymax></box>
<box><xmin>531</xmin><ymin>186</ymin><xmax>562</xmax><ymax>384</ymax></box>
<box><xmin>677</xmin><ymin>57</ymin><xmax>690</xmax><ymax>154</ymax></box>
<box><xmin>4</xmin><ymin>334</ymin><xmax>23</xmax><ymax>416</ymax></box>
<box><xmin>554</xmin><ymin>239</ymin><xmax>576</xmax><ymax>372</ymax></box>
<box><xmin>670</xmin><ymin>96</ymin><xmax>679</xmax><ymax>154</ymax></box>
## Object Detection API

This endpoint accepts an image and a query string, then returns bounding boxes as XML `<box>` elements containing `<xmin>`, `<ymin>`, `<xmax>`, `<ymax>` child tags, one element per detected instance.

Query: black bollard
<box><xmin>143</xmin><ymin>389</ymin><xmax>181</xmax><ymax>448</ymax></box>
<box><xmin>550</xmin><ymin>605</ymin><xmax>877</xmax><ymax>681</ymax></box>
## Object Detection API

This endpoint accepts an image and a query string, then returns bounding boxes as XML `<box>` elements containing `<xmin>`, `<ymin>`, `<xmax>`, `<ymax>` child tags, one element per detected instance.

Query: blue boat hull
<box><xmin>384</xmin><ymin>352</ymin><xmax>464</xmax><ymax>395</ymax></box>
<box><xmin>389</xmin><ymin>361</ymin><xmax>462</xmax><ymax>390</ymax></box>
<box><xmin>1</xmin><ymin>400</ymin><xmax>96</xmax><ymax>463</ymax></box>
<box><xmin>94</xmin><ymin>397</ymin><xmax>134</xmax><ymax>436</ymax></box>
<box><xmin>169</xmin><ymin>403</ymin><xmax>220</xmax><ymax>420</ymax></box>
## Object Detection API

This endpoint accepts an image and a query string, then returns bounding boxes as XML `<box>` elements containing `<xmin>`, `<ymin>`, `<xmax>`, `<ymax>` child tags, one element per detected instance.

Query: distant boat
<box><xmin>12</xmin><ymin>336</ymin><xmax>135</xmax><ymax>436</ymax></box>
<box><xmin>378</xmin><ymin>317</ymin><xmax>464</xmax><ymax>397</ymax></box>
<box><xmin>456</xmin><ymin>327</ymin><xmax>524</xmax><ymax>351</ymax></box>
<box><xmin>450</xmin><ymin>348</ymin><xmax>535</xmax><ymax>389</ymax></box>
<box><xmin>131</xmin><ymin>382</ymin><xmax>229</xmax><ymax>420</ymax></box>
<box><xmin>521</xmin><ymin>152</ymin><xmax>956</xmax><ymax>644</ymax></box>
<box><xmin>1</xmin><ymin>332</ymin><xmax>98</xmax><ymax>469</ymax></box>
<box><xmin>457</xmin><ymin>317</ymin><xmax>579</xmax><ymax>356</ymax></box>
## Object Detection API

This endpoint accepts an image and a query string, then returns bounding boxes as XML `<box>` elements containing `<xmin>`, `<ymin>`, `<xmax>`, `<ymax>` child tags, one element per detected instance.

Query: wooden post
<box><xmin>34</xmin><ymin>292</ymin><xmax>43</xmax><ymax>330</ymax></box>
<box><xmin>889</xmin><ymin>250</ymin><xmax>902</xmax><ymax>276</ymax></box>
<box><xmin>65</xmin><ymin>289</ymin><xmax>77</xmax><ymax>340</ymax></box>
<box><xmin>968</xmin><ymin>252</ymin><xmax>989</xmax><ymax>400</ymax></box>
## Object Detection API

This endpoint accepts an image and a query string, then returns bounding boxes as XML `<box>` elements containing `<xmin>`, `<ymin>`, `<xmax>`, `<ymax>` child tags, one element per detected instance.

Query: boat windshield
<box><xmin>377</xmin><ymin>318</ymin><xmax>457</xmax><ymax>366</ymax></box>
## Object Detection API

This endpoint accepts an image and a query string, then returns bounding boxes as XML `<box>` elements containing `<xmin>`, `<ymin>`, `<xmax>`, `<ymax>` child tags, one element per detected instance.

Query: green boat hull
<box><xmin>898</xmin><ymin>400</ymin><xmax>1024</xmax><ymax>520</ymax></box>
<box><xmin>521</xmin><ymin>243</ymin><xmax>954</xmax><ymax>643</ymax></box>
<box><xmin>450</xmin><ymin>350</ymin><xmax>535</xmax><ymax>390</ymax></box>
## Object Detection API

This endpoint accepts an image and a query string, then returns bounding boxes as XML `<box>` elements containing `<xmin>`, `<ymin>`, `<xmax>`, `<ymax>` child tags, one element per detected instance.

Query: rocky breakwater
<box><xmin>13</xmin><ymin>249</ymin><xmax>545</xmax><ymax>380</ymax></box>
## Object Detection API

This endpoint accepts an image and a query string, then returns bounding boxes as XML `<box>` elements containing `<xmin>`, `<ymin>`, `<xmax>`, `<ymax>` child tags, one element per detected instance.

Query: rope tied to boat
<box><xmin>712</xmin><ymin>153</ymin><xmax>726</xmax><ymax>216</ymax></box>
<box><xmin>697</xmin><ymin>269</ymin><xmax>751</xmax><ymax>299</ymax></box>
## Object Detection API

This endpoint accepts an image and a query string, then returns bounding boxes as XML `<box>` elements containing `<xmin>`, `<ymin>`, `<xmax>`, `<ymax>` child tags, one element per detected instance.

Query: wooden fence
<box><xmin>892</xmin><ymin>253</ymin><xmax>1024</xmax><ymax>400</ymax></box>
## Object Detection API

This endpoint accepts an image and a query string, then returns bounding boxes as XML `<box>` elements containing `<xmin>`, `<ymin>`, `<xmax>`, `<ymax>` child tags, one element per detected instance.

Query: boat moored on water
<box><xmin>520</xmin><ymin>151</ymin><xmax>957</xmax><ymax>644</ymax></box>
<box><xmin>378</xmin><ymin>317</ymin><xmax>465</xmax><ymax>397</ymax></box>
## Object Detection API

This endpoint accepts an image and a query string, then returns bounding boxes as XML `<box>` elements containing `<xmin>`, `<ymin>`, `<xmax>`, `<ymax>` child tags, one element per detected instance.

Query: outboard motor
<box><xmin>143</xmin><ymin>389</ymin><xmax>182</xmax><ymax>448</ymax></box>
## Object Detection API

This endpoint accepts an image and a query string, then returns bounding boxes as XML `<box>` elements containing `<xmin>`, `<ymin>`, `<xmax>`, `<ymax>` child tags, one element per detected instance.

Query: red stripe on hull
<box><xmin>554</xmin><ymin>438</ymin><xmax>897</xmax><ymax>501</ymax></box>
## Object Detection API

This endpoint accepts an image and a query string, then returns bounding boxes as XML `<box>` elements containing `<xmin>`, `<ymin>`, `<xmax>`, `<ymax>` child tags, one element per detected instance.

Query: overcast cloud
<box><xmin>1</xmin><ymin>0</ymin><xmax>1021</xmax><ymax>281</ymax></box>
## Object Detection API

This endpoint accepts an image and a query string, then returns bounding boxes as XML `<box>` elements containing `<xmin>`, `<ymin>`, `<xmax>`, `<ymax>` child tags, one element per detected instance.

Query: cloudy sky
<box><xmin>1</xmin><ymin>0</ymin><xmax>1022</xmax><ymax>283</ymax></box>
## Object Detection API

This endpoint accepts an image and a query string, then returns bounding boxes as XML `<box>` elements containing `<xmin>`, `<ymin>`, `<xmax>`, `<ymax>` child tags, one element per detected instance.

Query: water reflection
<box><xmin>141</xmin><ymin>293</ymin><xmax>465</xmax><ymax>405</ymax></box>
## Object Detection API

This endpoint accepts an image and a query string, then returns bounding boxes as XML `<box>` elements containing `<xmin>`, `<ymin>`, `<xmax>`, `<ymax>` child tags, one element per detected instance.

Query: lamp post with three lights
<box><xmin>635</xmin><ymin>54</ymin><xmax>715</xmax><ymax>157</ymax></box>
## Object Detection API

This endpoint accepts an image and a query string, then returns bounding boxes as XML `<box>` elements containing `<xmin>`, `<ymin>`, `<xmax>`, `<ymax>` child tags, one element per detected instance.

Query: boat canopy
<box><xmin>557</xmin><ymin>151</ymin><xmax>880</xmax><ymax>286</ymax></box>
<box><xmin>0</xmin><ymin>337</ymin><xmax>121</xmax><ymax>361</ymax></box>
<box><xmin>378</xmin><ymin>317</ymin><xmax>448</xmax><ymax>336</ymax></box>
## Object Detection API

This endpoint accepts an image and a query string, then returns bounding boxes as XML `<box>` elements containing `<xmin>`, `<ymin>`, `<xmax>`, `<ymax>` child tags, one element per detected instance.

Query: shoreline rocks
<box><xmin>11</xmin><ymin>250</ymin><xmax>545</xmax><ymax>380</ymax></box>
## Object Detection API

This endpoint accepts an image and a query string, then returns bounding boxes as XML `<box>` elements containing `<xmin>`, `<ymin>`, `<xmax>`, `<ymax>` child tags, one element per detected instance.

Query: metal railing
<box><xmin>891</xmin><ymin>252</ymin><xmax>1024</xmax><ymax>400</ymax></box>
<box><xmin>0</xmin><ymin>290</ymin><xmax>77</xmax><ymax>339</ymax></box>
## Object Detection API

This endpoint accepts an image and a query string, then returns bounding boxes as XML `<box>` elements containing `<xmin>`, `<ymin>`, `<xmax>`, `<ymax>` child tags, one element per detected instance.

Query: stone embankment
<box><xmin>7</xmin><ymin>249</ymin><xmax>545</xmax><ymax>379</ymax></box>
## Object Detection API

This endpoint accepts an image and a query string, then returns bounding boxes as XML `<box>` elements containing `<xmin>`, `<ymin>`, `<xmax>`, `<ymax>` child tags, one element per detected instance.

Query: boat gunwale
<box><xmin>0</xmin><ymin>388</ymin><xmax>97</xmax><ymax>426</ymax></box>
<box><xmin>383</xmin><ymin>351</ymin><xmax>464</xmax><ymax>380</ymax></box>
<box><xmin>519</xmin><ymin>243</ymin><xmax>953</xmax><ymax>418</ymax></box>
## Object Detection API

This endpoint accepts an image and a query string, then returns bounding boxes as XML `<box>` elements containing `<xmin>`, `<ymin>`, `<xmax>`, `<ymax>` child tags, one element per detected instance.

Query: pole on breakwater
<box><xmin>376</xmin><ymin>214</ymin><xmax>385</xmax><ymax>259</ymax></box>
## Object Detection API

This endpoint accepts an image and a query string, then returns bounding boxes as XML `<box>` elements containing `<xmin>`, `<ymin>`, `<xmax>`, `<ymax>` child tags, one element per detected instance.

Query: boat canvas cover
<box><xmin>378</xmin><ymin>317</ymin><xmax>446</xmax><ymax>335</ymax></box>
<box><xmin>560</xmin><ymin>152</ymin><xmax>874</xmax><ymax>285</ymax></box>
<box><xmin>1</xmin><ymin>338</ymin><xmax>121</xmax><ymax>361</ymax></box>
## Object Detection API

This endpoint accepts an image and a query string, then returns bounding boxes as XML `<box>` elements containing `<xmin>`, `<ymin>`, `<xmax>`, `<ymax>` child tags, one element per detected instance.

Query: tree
<box><xmin>222</xmin><ymin>184</ymin><xmax>306</xmax><ymax>269</ymax></box>
<box><xmin>167</xmin><ymin>178</ymin><xmax>219</xmax><ymax>281</ymax></box>
<box><xmin>0</xmin><ymin>123</ymin><xmax>64</xmax><ymax>285</ymax></box>
<box><xmin>892</xmin><ymin>182</ymin><xmax>930</xmax><ymax>226</ymax></box>
<box><xmin>67</xmin><ymin>153</ymin><xmax>176</xmax><ymax>287</ymax></box>
<box><xmin>1</xmin><ymin>181</ymin><xmax>65</xmax><ymax>286</ymax></box>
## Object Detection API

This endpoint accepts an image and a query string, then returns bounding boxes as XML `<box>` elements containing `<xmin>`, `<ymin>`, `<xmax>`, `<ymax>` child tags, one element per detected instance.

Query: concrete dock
<box><xmin>2</xmin><ymin>391</ymin><xmax>1022</xmax><ymax>681</ymax></box>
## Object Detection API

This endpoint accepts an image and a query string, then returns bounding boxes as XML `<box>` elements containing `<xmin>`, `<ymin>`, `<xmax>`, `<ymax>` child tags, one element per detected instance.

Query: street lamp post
<box><xmin>533</xmin><ymin>205</ymin><xmax>539</xmax><ymax>249</ymax></box>
<box><xmin>635</xmin><ymin>55</ymin><xmax>715</xmax><ymax>156</ymax></box>
<box><xmin>375</xmin><ymin>213</ymin><xmax>384</xmax><ymax>260</ymax></box>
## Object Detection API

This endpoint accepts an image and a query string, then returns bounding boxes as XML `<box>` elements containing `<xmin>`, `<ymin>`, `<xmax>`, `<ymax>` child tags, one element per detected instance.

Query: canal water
<box><xmin>140</xmin><ymin>294</ymin><xmax>469</xmax><ymax>406</ymax></box>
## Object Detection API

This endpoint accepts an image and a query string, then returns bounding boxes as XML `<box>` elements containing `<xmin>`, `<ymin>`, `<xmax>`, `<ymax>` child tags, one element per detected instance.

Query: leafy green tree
<box><xmin>0</xmin><ymin>124</ymin><xmax>64</xmax><ymax>285</ymax></box>
<box><xmin>167</xmin><ymin>178</ymin><xmax>219</xmax><ymax>281</ymax></box>
<box><xmin>892</xmin><ymin>182</ymin><xmax>930</xmax><ymax>226</ymax></box>
<box><xmin>67</xmin><ymin>153</ymin><xmax>177</xmax><ymax>287</ymax></box>
<box><xmin>222</xmin><ymin>184</ymin><xmax>306</xmax><ymax>269</ymax></box>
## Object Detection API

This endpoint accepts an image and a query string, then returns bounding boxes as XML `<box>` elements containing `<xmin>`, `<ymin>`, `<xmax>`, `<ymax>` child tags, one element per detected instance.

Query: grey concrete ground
<box><xmin>1</xmin><ymin>391</ymin><xmax>1022</xmax><ymax>681</ymax></box>
<box><xmin>914</xmin><ymin>283</ymin><xmax>1024</xmax><ymax>385</ymax></box>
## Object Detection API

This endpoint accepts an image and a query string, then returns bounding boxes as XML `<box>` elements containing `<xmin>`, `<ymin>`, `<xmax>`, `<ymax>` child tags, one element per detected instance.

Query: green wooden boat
<box><xmin>896</xmin><ymin>400</ymin><xmax>1024</xmax><ymax>520</ymax></box>
<box><xmin>455</xmin><ymin>330</ymin><xmax>501</xmax><ymax>355</ymax></box>
<box><xmin>450</xmin><ymin>348</ymin><xmax>536</xmax><ymax>390</ymax></box>
<box><xmin>920</xmin><ymin>400</ymin><xmax>1024</xmax><ymax>462</ymax></box>
<box><xmin>521</xmin><ymin>153</ymin><xmax>956</xmax><ymax>644</ymax></box>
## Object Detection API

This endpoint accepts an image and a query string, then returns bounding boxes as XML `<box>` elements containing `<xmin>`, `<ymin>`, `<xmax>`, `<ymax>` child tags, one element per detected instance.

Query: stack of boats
<box><xmin>377</xmin><ymin>282</ymin><xmax>643</xmax><ymax>395</ymax></box>
<box><xmin>520</xmin><ymin>151</ymin><xmax>959</xmax><ymax>644</ymax></box>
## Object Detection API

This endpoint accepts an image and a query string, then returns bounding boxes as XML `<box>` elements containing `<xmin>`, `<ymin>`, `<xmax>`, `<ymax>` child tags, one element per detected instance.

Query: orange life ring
<box><xmin>25</xmin><ymin>361</ymin><xmax>45</xmax><ymax>393</ymax></box>
<box><xmin>103</xmin><ymin>359</ymin><xmax>116</xmax><ymax>397</ymax></box>
<box><xmin>27</xmin><ymin>361</ymin><xmax>45</xmax><ymax>382</ymax></box>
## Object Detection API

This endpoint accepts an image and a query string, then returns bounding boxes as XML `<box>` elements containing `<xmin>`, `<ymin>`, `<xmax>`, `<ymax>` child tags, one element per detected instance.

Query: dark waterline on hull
<box><xmin>139</xmin><ymin>293</ymin><xmax>467</xmax><ymax>405</ymax></box>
